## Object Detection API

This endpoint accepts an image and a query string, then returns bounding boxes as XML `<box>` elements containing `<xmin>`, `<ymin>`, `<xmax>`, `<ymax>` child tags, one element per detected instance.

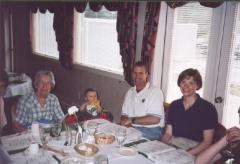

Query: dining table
<box><xmin>0</xmin><ymin>119</ymin><xmax>195</xmax><ymax>164</ymax></box>
<box><xmin>4</xmin><ymin>72</ymin><xmax>33</xmax><ymax>98</ymax></box>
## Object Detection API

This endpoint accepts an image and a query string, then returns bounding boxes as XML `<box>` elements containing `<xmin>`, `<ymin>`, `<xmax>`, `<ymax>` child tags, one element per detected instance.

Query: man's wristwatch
<box><xmin>132</xmin><ymin>118</ymin><xmax>136</xmax><ymax>124</ymax></box>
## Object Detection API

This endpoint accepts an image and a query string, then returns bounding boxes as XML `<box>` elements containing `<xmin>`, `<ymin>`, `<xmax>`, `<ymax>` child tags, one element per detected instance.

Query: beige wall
<box><xmin>27</xmin><ymin>55</ymin><xmax>130</xmax><ymax>123</ymax></box>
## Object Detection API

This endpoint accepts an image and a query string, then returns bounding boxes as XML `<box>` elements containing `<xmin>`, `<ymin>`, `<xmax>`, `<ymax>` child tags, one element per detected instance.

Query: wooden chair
<box><xmin>211</xmin><ymin>123</ymin><xmax>227</xmax><ymax>164</ymax></box>
<box><xmin>2</xmin><ymin>97</ymin><xmax>19</xmax><ymax>136</ymax></box>
<box><xmin>213</xmin><ymin>122</ymin><xmax>227</xmax><ymax>144</ymax></box>
<box><xmin>163</xmin><ymin>101</ymin><xmax>170</xmax><ymax>113</ymax></box>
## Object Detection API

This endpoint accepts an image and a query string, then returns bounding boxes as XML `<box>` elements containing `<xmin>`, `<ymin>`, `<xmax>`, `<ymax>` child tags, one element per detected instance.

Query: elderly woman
<box><xmin>14</xmin><ymin>70</ymin><xmax>64</xmax><ymax>132</ymax></box>
<box><xmin>161</xmin><ymin>68</ymin><xmax>218</xmax><ymax>156</ymax></box>
<box><xmin>0</xmin><ymin>70</ymin><xmax>8</xmax><ymax>135</ymax></box>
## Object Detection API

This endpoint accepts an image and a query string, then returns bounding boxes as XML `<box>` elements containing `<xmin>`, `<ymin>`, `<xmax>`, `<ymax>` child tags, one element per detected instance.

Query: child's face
<box><xmin>85</xmin><ymin>91</ymin><xmax>97</xmax><ymax>102</ymax></box>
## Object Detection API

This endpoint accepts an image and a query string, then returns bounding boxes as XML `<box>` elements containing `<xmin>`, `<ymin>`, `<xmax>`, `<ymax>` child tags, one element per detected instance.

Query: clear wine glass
<box><xmin>115</xmin><ymin>128</ymin><xmax>127</xmax><ymax>148</ymax></box>
<box><xmin>39</xmin><ymin>127</ymin><xmax>49</xmax><ymax>155</ymax></box>
<box><xmin>86</xmin><ymin>121</ymin><xmax>98</xmax><ymax>144</ymax></box>
<box><xmin>86</xmin><ymin>122</ymin><xmax>98</xmax><ymax>136</ymax></box>
<box><xmin>40</xmin><ymin>127</ymin><xmax>48</xmax><ymax>146</ymax></box>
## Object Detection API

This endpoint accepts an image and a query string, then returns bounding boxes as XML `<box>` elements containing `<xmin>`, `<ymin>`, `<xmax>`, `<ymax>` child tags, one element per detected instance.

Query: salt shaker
<box><xmin>75</xmin><ymin>125</ymin><xmax>83</xmax><ymax>144</ymax></box>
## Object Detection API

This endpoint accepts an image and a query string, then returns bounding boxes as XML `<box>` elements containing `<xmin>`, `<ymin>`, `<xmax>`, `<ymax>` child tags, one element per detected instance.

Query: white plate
<box><xmin>61</xmin><ymin>156</ymin><xmax>83</xmax><ymax>164</ymax></box>
<box><xmin>118</xmin><ymin>147</ymin><xmax>138</xmax><ymax>156</ymax></box>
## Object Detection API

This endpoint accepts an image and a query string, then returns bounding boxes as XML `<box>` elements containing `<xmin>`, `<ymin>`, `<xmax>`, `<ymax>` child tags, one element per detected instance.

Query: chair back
<box><xmin>163</xmin><ymin>101</ymin><xmax>170</xmax><ymax>112</ymax></box>
<box><xmin>213</xmin><ymin>122</ymin><xmax>227</xmax><ymax>143</ymax></box>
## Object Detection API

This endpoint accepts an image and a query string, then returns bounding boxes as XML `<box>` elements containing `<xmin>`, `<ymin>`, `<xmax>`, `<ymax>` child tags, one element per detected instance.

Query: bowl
<box><xmin>74</xmin><ymin>143</ymin><xmax>98</xmax><ymax>157</ymax></box>
<box><xmin>94</xmin><ymin>132</ymin><xmax>115</xmax><ymax>144</ymax></box>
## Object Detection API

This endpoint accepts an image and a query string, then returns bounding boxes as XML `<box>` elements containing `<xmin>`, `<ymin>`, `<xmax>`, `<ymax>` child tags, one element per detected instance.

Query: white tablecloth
<box><xmin>4</xmin><ymin>74</ymin><xmax>33</xmax><ymax>98</ymax></box>
<box><xmin>2</xmin><ymin>121</ymin><xmax>194</xmax><ymax>164</ymax></box>
<box><xmin>2</xmin><ymin>122</ymin><xmax>153</xmax><ymax>164</ymax></box>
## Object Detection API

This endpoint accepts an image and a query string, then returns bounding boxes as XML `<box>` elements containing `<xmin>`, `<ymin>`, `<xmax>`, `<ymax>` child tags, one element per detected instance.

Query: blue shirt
<box><xmin>167</xmin><ymin>94</ymin><xmax>218</xmax><ymax>142</ymax></box>
<box><xmin>16</xmin><ymin>91</ymin><xmax>64</xmax><ymax>126</ymax></box>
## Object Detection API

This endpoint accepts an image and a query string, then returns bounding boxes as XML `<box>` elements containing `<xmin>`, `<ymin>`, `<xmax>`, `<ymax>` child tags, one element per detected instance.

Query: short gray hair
<box><xmin>34</xmin><ymin>70</ymin><xmax>55</xmax><ymax>89</ymax></box>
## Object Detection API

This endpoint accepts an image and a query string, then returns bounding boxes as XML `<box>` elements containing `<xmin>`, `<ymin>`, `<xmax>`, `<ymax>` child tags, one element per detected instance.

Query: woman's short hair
<box><xmin>177</xmin><ymin>68</ymin><xmax>202</xmax><ymax>90</ymax></box>
<box><xmin>0</xmin><ymin>69</ymin><xmax>9</xmax><ymax>86</ymax></box>
<box><xmin>34</xmin><ymin>70</ymin><xmax>55</xmax><ymax>89</ymax></box>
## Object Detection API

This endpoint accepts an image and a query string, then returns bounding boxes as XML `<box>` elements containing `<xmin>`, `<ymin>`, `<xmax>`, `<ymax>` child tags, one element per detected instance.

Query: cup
<box><xmin>94</xmin><ymin>154</ymin><xmax>108</xmax><ymax>164</ymax></box>
<box><xmin>28</xmin><ymin>143</ymin><xmax>39</xmax><ymax>155</ymax></box>
<box><xmin>50</xmin><ymin>123</ymin><xmax>62</xmax><ymax>137</ymax></box>
<box><xmin>31</xmin><ymin>122</ymin><xmax>40</xmax><ymax>137</ymax></box>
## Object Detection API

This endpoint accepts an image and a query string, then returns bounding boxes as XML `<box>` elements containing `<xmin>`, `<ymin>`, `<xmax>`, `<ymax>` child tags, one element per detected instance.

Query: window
<box><xmin>221</xmin><ymin>3</ymin><xmax>240</xmax><ymax>128</ymax></box>
<box><xmin>164</xmin><ymin>3</ymin><xmax>213</xmax><ymax>102</ymax></box>
<box><xmin>74</xmin><ymin>5</ymin><xmax>123</xmax><ymax>74</ymax></box>
<box><xmin>159</xmin><ymin>2</ymin><xmax>239</xmax><ymax>127</ymax></box>
<box><xmin>31</xmin><ymin>5</ymin><xmax>123</xmax><ymax>75</ymax></box>
<box><xmin>32</xmin><ymin>11</ymin><xmax>59</xmax><ymax>59</ymax></box>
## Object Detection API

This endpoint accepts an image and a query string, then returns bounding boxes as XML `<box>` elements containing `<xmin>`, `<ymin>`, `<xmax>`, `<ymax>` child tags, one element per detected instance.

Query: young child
<box><xmin>79</xmin><ymin>88</ymin><xmax>103</xmax><ymax>116</ymax></box>
<box><xmin>78</xmin><ymin>88</ymin><xmax>113</xmax><ymax>122</ymax></box>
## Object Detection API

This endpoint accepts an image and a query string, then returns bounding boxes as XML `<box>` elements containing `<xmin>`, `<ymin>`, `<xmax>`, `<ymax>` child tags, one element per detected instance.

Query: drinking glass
<box><xmin>86</xmin><ymin>121</ymin><xmax>98</xmax><ymax>136</ymax></box>
<box><xmin>94</xmin><ymin>154</ymin><xmax>108</xmax><ymax>164</ymax></box>
<box><xmin>115</xmin><ymin>128</ymin><xmax>127</xmax><ymax>148</ymax></box>
<box><xmin>86</xmin><ymin>121</ymin><xmax>98</xmax><ymax>144</ymax></box>
<box><xmin>50</xmin><ymin>123</ymin><xmax>62</xmax><ymax>138</ymax></box>
<box><xmin>40</xmin><ymin>127</ymin><xmax>48</xmax><ymax>146</ymax></box>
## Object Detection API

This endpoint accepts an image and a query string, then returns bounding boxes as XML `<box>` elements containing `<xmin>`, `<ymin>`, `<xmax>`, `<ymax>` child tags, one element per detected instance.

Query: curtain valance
<box><xmin>167</xmin><ymin>1</ymin><xmax>223</xmax><ymax>9</ymax></box>
<box><xmin>28</xmin><ymin>2</ymin><xmax>138</xmax><ymax>85</ymax></box>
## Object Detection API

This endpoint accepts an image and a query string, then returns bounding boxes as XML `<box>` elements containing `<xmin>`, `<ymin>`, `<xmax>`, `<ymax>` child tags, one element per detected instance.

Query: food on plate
<box><xmin>95</xmin><ymin>132</ymin><xmax>115</xmax><ymax>144</ymax></box>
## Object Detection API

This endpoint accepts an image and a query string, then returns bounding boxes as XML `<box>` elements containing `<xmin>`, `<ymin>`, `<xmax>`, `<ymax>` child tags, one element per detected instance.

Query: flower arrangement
<box><xmin>63</xmin><ymin>106</ymin><xmax>79</xmax><ymax>130</ymax></box>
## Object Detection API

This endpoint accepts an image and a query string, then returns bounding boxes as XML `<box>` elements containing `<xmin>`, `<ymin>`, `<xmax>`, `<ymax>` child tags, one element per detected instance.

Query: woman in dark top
<box><xmin>161</xmin><ymin>68</ymin><xmax>218</xmax><ymax>156</ymax></box>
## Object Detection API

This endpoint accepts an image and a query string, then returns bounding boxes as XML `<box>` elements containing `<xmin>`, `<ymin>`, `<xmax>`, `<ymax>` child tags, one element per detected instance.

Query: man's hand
<box><xmin>120</xmin><ymin>116</ymin><xmax>132</xmax><ymax>127</ymax></box>
<box><xmin>227</xmin><ymin>126</ymin><xmax>240</xmax><ymax>143</ymax></box>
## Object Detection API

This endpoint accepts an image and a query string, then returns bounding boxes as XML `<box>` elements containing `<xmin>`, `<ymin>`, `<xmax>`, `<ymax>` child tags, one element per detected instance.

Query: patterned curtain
<box><xmin>53</xmin><ymin>4</ymin><xmax>74</xmax><ymax>69</ymax></box>
<box><xmin>117</xmin><ymin>2</ymin><xmax>138</xmax><ymax>86</ymax></box>
<box><xmin>30</xmin><ymin>2</ymin><xmax>74</xmax><ymax>69</ymax></box>
<box><xmin>29</xmin><ymin>2</ymin><xmax>138</xmax><ymax>84</ymax></box>
<box><xmin>167</xmin><ymin>1</ymin><xmax>223</xmax><ymax>9</ymax></box>
<box><xmin>141</xmin><ymin>2</ymin><xmax>161</xmax><ymax>73</ymax></box>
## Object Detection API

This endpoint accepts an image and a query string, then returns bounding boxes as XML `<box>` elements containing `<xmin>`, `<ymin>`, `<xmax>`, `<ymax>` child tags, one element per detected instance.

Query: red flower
<box><xmin>97</xmin><ymin>113</ymin><xmax>108</xmax><ymax>120</ymax></box>
<box><xmin>64</xmin><ymin>115</ymin><xmax>77</xmax><ymax>124</ymax></box>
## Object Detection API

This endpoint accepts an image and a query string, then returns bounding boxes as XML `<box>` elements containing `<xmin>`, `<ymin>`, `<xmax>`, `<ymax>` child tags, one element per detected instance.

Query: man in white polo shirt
<box><xmin>121</xmin><ymin>61</ymin><xmax>165</xmax><ymax>140</ymax></box>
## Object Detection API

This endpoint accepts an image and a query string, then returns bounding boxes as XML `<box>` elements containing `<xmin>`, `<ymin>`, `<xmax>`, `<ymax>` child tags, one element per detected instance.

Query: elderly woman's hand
<box><xmin>227</xmin><ymin>126</ymin><xmax>240</xmax><ymax>143</ymax></box>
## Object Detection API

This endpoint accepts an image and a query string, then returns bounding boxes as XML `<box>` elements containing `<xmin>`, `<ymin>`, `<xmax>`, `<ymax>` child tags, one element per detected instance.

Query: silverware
<box><xmin>41</xmin><ymin>145</ymin><xmax>68</xmax><ymax>156</ymax></box>
<box><xmin>52</xmin><ymin>155</ymin><xmax>61</xmax><ymax>164</ymax></box>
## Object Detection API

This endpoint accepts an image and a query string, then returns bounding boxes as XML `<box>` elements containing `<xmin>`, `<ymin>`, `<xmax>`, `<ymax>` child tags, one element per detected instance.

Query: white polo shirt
<box><xmin>122</xmin><ymin>82</ymin><xmax>165</xmax><ymax>128</ymax></box>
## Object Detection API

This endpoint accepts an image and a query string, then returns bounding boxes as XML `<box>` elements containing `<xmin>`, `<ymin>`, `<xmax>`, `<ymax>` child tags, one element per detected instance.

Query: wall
<box><xmin>0</xmin><ymin>3</ymin><xmax>5</xmax><ymax>70</ymax></box>
<box><xmin>28</xmin><ymin>55</ymin><xmax>130</xmax><ymax>122</ymax></box>
<box><xmin>4</xmin><ymin>4</ymin><xmax>130</xmax><ymax>123</ymax></box>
